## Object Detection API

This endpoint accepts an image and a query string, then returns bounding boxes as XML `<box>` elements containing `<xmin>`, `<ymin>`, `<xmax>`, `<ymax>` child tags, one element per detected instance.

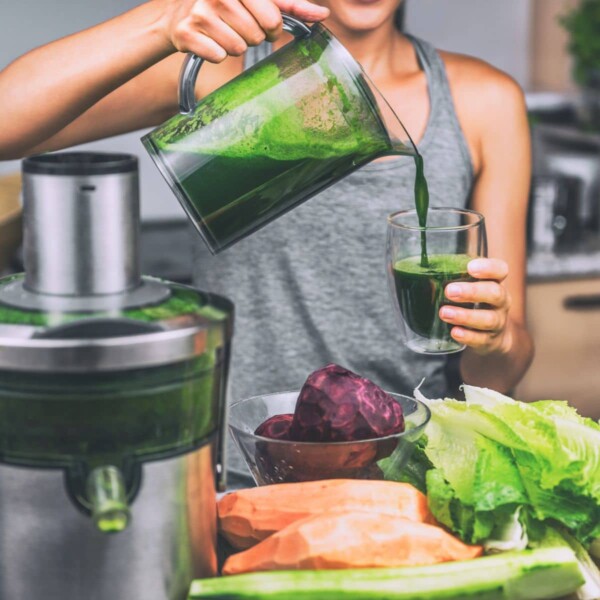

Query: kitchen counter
<box><xmin>527</xmin><ymin>226</ymin><xmax>600</xmax><ymax>282</ymax></box>
<box><xmin>4</xmin><ymin>219</ymin><xmax>600</xmax><ymax>285</ymax></box>
<box><xmin>528</xmin><ymin>249</ymin><xmax>600</xmax><ymax>282</ymax></box>
<box><xmin>143</xmin><ymin>222</ymin><xmax>600</xmax><ymax>285</ymax></box>
<box><xmin>139</xmin><ymin>220</ymin><xmax>195</xmax><ymax>284</ymax></box>
<box><xmin>2</xmin><ymin>219</ymin><xmax>197</xmax><ymax>284</ymax></box>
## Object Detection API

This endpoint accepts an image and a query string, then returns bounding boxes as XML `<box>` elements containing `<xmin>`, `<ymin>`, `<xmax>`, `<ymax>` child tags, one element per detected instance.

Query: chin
<box><xmin>325</xmin><ymin>2</ymin><xmax>399</xmax><ymax>34</ymax></box>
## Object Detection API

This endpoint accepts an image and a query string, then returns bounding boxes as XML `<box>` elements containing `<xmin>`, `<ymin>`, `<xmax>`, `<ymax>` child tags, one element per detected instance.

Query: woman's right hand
<box><xmin>0</xmin><ymin>0</ymin><xmax>328</xmax><ymax>159</ymax></box>
<box><xmin>161</xmin><ymin>0</ymin><xmax>329</xmax><ymax>63</ymax></box>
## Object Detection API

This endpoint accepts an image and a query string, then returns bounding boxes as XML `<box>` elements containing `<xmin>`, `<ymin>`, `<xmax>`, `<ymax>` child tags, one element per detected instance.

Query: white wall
<box><xmin>405</xmin><ymin>0</ymin><xmax>532</xmax><ymax>88</ymax></box>
<box><xmin>0</xmin><ymin>0</ymin><xmax>532</xmax><ymax>220</ymax></box>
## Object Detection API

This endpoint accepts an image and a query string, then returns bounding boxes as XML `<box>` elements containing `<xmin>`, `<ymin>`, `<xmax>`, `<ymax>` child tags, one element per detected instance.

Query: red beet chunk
<box><xmin>289</xmin><ymin>364</ymin><xmax>404</xmax><ymax>442</ymax></box>
<box><xmin>254</xmin><ymin>414</ymin><xmax>294</xmax><ymax>440</ymax></box>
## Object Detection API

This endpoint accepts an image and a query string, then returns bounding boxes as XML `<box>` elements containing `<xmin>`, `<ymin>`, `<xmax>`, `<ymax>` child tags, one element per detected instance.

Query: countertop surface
<box><xmin>1</xmin><ymin>219</ymin><xmax>197</xmax><ymax>284</ymax></box>
<box><xmin>2</xmin><ymin>220</ymin><xmax>600</xmax><ymax>284</ymax></box>
<box><xmin>527</xmin><ymin>249</ymin><xmax>600</xmax><ymax>282</ymax></box>
<box><xmin>139</xmin><ymin>220</ymin><xmax>195</xmax><ymax>284</ymax></box>
<box><xmin>141</xmin><ymin>222</ymin><xmax>600</xmax><ymax>284</ymax></box>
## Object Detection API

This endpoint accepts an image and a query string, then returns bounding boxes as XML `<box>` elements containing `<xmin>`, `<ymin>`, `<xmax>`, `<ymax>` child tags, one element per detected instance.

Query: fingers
<box><xmin>174</xmin><ymin>29</ymin><xmax>229</xmax><ymax>63</ymax></box>
<box><xmin>169</xmin><ymin>0</ymin><xmax>329</xmax><ymax>61</ymax></box>
<box><xmin>440</xmin><ymin>305</ymin><xmax>506</xmax><ymax>334</ymax></box>
<box><xmin>192</xmin><ymin>14</ymin><xmax>250</xmax><ymax>56</ymax></box>
<box><xmin>449</xmin><ymin>327</ymin><xmax>501</xmax><ymax>352</ymax></box>
<box><xmin>445</xmin><ymin>280</ymin><xmax>509</xmax><ymax>308</ymax></box>
<box><xmin>219</xmin><ymin>0</ymin><xmax>268</xmax><ymax>45</ymax></box>
<box><xmin>468</xmin><ymin>258</ymin><xmax>509</xmax><ymax>282</ymax></box>
<box><xmin>240</xmin><ymin>0</ymin><xmax>284</xmax><ymax>41</ymax></box>
<box><xmin>273</xmin><ymin>0</ymin><xmax>330</xmax><ymax>23</ymax></box>
<box><xmin>440</xmin><ymin>259</ymin><xmax>512</xmax><ymax>355</ymax></box>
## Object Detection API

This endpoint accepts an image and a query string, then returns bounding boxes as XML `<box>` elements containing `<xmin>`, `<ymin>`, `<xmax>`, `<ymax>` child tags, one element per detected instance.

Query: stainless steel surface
<box><xmin>0</xmin><ymin>319</ymin><xmax>224</xmax><ymax>373</ymax></box>
<box><xmin>177</xmin><ymin>14</ymin><xmax>311</xmax><ymax>114</ymax></box>
<box><xmin>0</xmin><ymin>276</ymin><xmax>170</xmax><ymax>312</ymax></box>
<box><xmin>546</xmin><ymin>153</ymin><xmax>599</xmax><ymax>227</ymax></box>
<box><xmin>23</xmin><ymin>169</ymin><xmax>140</xmax><ymax>297</ymax></box>
<box><xmin>0</xmin><ymin>151</ymin><xmax>232</xmax><ymax>598</ymax></box>
<box><xmin>532</xmin><ymin>123</ymin><xmax>600</xmax><ymax>230</ymax></box>
<box><xmin>530</xmin><ymin>178</ymin><xmax>557</xmax><ymax>253</ymax></box>
<box><xmin>529</xmin><ymin>175</ymin><xmax>582</xmax><ymax>254</ymax></box>
<box><xmin>0</xmin><ymin>442</ymin><xmax>218</xmax><ymax>600</ymax></box>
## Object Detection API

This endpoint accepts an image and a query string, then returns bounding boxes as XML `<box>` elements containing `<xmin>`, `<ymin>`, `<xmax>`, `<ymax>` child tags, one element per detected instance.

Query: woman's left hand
<box><xmin>439</xmin><ymin>258</ymin><xmax>513</xmax><ymax>355</ymax></box>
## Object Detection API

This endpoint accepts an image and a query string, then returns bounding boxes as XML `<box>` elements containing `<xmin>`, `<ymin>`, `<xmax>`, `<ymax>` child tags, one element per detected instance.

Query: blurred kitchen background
<box><xmin>0</xmin><ymin>0</ymin><xmax>599</xmax><ymax>416</ymax></box>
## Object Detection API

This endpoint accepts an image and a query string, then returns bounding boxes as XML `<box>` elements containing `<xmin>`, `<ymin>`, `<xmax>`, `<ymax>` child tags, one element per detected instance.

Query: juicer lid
<box><xmin>22</xmin><ymin>152</ymin><xmax>138</xmax><ymax>176</ymax></box>
<box><xmin>0</xmin><ymin>277</ymin><xmax>233</xmax><ymax>373</ymax></box>
<box><xmin>0</xmin><ymin>151</ymin><xmax>234</xmax><ymax>373</ymax></box>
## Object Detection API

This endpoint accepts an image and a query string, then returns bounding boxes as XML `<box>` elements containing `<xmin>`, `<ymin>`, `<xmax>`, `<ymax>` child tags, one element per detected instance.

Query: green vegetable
<box><xmin>188</xmin><ymin>548</ymin><xmax>584</xmax><ymax>599</ymax></box>
<box><xmin>560</xmin><ymin>0</ymin><xmax>600</xmax><ymax>87</ymax></box>
<box><xmin>534</xmin><ymin>527</ymin><xmax>600</xmax><ymax>600</ymax></box>
<box><xmin>383</xmin><ymin>386</ymin><xmax>600</xmax><ymax>548</ymax></box>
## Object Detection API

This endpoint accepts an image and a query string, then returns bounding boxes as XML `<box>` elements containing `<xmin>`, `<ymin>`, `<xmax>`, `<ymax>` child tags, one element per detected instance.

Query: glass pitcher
<box><xmin>143</xmin><ymin>16</ymin><xmax>416</xmax><ymax>254</ymax></box>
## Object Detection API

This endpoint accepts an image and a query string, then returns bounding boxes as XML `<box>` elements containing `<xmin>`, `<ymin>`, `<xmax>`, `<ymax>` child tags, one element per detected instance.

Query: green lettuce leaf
<box><xmin>463</xmin><ymin>386</ymin><xmax>600</xmax><ymax>503</ymax></box>
<box><xmin>378</xmin><ymin>436</ymin><xmax>431</xmax><ymax>493</ymax></box>
<box><xmin>411</xmin><ymin>385</ymin><xmax>600</xmax><ymax>547</ymax></box>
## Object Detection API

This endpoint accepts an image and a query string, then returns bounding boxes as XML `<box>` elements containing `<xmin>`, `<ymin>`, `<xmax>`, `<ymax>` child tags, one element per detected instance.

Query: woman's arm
<box><xmin>440</xmin><ymin>57</ymin><xmax>534</xmax><ymax>393</ymax></box>
<box><xmin>0</xmin><ymin>0</ymin><xmax>328</xmax><ymax>160</ymax></box>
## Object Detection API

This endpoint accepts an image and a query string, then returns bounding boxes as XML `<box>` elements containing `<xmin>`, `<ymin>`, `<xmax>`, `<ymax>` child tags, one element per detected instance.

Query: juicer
<box><xmin>0</xmin><ymin>152</ymin><xmax>233</xmax><ymax>600</ymax></box>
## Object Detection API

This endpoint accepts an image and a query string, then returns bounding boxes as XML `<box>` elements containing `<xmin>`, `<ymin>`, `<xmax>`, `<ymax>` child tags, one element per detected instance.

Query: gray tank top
<box><xmin>193</xmin><ymin>35</ymin><xmax>474</xmax><ymax>475</ymax></box>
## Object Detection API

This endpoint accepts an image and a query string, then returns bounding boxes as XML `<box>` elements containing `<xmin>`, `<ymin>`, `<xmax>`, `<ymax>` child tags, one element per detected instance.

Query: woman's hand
<box><xmin>161</xmin><ymin>0</ymin><xmax>330</xmax><ymax>63</ymax></box>
<box><xmin>440</xmin><ymin>258</ymin><xmax>513</xmax><ymax>355</ymax></box>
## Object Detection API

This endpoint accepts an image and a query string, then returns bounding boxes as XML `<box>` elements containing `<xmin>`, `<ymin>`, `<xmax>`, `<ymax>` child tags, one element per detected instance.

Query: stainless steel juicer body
<box><xmin>0</xmin><ymin>152</ymin><xmax>233</xmax><ymax>600</ymax></box>
<box><xmin>0</xmin><ymin>446</ymin><xmax>218</xmax><ymax>599</ymax></box>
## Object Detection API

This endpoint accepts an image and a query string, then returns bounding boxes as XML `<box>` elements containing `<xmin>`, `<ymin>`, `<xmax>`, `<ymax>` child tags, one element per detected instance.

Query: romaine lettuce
<box><xmin>384</xmin><ymin>386</ymin><xmax>600</xmax><ymax>548</ymax></box>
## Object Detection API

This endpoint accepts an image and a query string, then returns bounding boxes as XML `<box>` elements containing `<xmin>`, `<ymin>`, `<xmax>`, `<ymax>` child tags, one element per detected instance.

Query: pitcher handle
<box><xmin>178</xmin><ymin>14</ymin><xmax>312</xmax><ymax>114</ymax></box>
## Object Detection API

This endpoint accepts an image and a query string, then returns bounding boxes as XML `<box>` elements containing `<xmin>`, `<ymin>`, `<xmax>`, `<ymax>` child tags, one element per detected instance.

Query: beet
<box><xmin>289</xmin><ymin>364</ymin><xmax>404</xmax><ymax>442</ymax></box>
<box><xmin>255</xmin><ymin>414</ymin><xmax>294</xmax><ymax>440</ymax></box>
<box><xmin>251</xmin><ymin>365</ymin><xmax>404</xmax><ymax>484</ymax></box>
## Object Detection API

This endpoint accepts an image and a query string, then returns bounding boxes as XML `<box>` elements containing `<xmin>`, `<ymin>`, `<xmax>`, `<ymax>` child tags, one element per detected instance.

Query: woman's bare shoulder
<box><xmin>437</xmin><ymin>50</ymin><xmax>527</xmax><ymax>173</ymax></box>
<box><xmin>439</xmin><ymin>50</ymin><xmax>524</xmax><ymax>105</ymax></box>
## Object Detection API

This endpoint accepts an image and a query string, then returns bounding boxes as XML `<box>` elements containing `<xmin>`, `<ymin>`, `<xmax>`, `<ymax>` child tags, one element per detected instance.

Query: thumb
<box><xmin>272</xmin><ymin>0</ymin><xmax>330</xmax><ymax>23</ymax></box>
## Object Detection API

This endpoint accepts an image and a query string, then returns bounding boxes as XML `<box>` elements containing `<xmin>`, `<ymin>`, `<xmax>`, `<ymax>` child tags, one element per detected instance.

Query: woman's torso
<box><xmin>192</xmin><ymin>35</ymin><xmax>474</xmax><ymax>473</ymax></box>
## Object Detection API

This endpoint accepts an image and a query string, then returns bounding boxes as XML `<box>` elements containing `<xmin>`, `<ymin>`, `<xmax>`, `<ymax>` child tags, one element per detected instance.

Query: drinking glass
<box><xmin>386</xmin><ymin>208</ymin><xmax>487</xmax><ymax>355</ymax></box>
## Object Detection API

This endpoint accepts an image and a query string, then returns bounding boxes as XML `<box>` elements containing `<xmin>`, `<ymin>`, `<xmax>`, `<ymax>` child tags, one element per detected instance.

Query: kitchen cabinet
<box><xmin>516</xmin><ymin>276</ymin><xmax>600</xmax><ymax>420</ymax></box>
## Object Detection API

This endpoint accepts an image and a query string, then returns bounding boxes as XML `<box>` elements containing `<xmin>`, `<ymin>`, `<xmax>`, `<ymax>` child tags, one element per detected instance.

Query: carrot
<box><xmin>218</xmin><ymin>480</ymin><xmax>434</xmax><ymax>550</ymax></box>
<box><xmin>222</xmin><ymin>511</ymin><xmax>483</xmax><ymax>575</ymax></box>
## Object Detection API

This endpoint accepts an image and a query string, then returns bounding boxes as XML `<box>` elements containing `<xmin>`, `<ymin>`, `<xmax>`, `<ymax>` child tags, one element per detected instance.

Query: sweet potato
<box><xmin>218</xmin><ymin>479</ymin><xmax>434</xmax><ymax>550</ymax></box>
<box><xmin>222</xmin><ymin>511</ymin><xmax>483</xmax><ymax>575</ymax></box>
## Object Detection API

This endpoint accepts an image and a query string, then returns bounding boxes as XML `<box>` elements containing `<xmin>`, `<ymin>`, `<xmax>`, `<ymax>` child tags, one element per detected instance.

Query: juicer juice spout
<box><xmin>86</xmin><ymin>465</ymin><xmax>131</xmax><ymax>533</ymax></box>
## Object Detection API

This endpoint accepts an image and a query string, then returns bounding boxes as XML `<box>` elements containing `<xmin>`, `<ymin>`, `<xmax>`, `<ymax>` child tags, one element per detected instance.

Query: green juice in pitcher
<box><xmin>169</xmin><ymin>137</ymin><xmax>390</xmax><ymax>251</ymax></box>
<box><xmin>144</xmin><ymin>28</ymin><xmax>417</xmax><ymax>253</ymax></box>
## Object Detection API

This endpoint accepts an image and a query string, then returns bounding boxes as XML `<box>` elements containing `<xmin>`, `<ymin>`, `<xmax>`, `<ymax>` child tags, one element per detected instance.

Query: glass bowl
<box><xmin>228</xmin><ymin>391</ymin><xmax>430</xmax><ymax>486</ymax></box>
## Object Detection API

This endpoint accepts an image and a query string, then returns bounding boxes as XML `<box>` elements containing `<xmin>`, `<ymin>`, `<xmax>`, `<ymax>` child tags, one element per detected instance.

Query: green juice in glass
<box><xmin>392</xmin><ymin>254</ymin><xmax>473</xmax><ymax>344</ymax></box>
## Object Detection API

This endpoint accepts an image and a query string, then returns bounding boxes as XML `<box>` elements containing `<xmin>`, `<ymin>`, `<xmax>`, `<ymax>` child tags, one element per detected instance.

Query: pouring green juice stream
<box><xmin>414</xmin><ymin>153</ymin><xmax>430</xmax><ymax>267</ymax></box>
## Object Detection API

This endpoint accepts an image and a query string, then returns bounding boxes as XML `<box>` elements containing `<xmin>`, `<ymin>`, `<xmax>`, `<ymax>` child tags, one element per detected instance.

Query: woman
<box><xmin>0</xmin><ymin>0</ymin><xmax>533</xmax><ymax>470</ymax></box>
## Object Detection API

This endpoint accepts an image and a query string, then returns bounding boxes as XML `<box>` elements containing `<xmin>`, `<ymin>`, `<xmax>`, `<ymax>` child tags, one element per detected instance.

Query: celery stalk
<box><xmin>556</xmin><ymin>530</ymin><xmax>600</xmax><ymax>600</ymax></box>
<box><xmin>188</xmin><ymin>548</ymin><xmax>584</xmax><ymax>600</ymax></box>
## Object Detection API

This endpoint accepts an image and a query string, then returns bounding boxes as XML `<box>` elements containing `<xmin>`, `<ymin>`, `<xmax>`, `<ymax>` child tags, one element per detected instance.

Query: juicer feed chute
<box><xmin>0</xmin><ymin>152</ymin><xmax>233</xmax><ymax>600</ymax></box>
